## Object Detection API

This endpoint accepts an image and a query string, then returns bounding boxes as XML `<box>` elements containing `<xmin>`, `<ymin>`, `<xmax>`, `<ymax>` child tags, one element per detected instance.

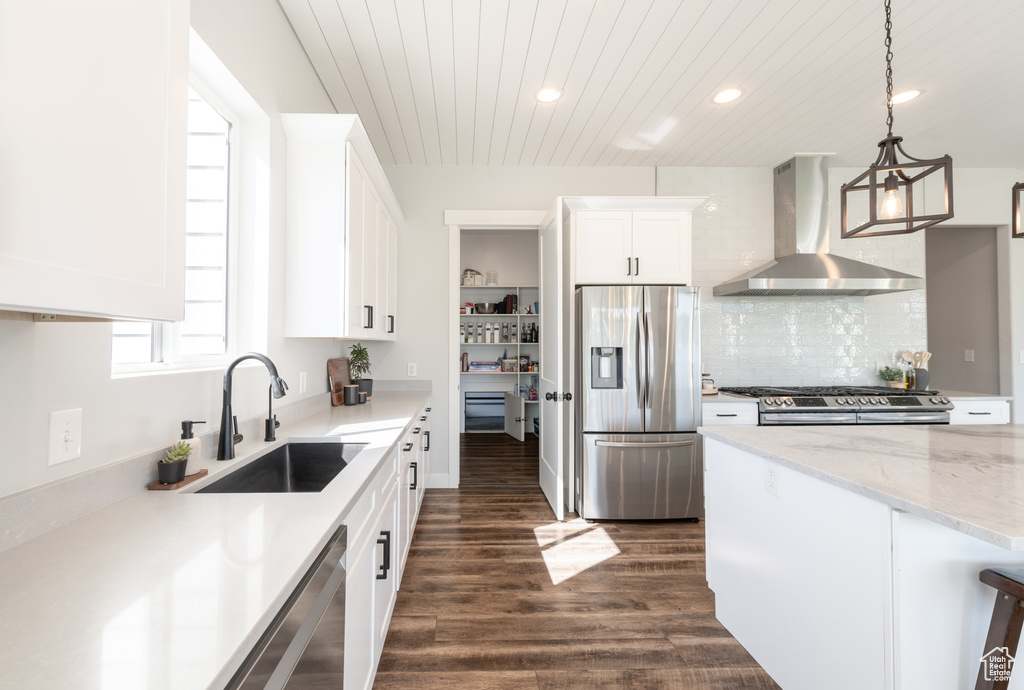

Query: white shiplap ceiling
<box><xmin>277</xmin><ymin>0</ymin><xmax>1024</xmax><ymax>168</ymax></box>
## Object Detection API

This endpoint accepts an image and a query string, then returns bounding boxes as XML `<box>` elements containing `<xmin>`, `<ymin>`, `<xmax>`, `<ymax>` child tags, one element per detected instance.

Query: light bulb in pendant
<box><xmin>880</xmin><ymin>173</ymin><xmax>903</xmax><ymax>219</ymax></box>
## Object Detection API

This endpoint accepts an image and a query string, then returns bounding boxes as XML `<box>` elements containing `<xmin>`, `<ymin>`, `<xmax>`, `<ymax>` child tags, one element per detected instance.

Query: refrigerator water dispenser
<box><xmin>590</xmin><ymin>347</ymin><xmax>622</xmax><ymax>389</ymax></box>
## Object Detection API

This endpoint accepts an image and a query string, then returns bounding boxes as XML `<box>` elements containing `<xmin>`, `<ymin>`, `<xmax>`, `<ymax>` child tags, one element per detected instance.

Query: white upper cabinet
<box><xmin>283</xmin><ymin>115</ymin><xmax>403</xmax><ymax>340</ymax></box>
<box><xmin>574</xmin><ymin>207</ymin><xmax>695</xmax><ymax>285</ymax></box>
<box><xmin>0</xmin><ymin>0</ymin><xmax>189</xmax><ymax>320</ymax></box>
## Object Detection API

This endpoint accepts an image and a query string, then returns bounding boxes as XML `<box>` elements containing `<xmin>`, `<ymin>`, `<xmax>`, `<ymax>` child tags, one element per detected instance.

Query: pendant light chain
<box><xmin>884</xmin><ymin>0</ymin><xmax>894</xmax><ymax>137</ymax></box>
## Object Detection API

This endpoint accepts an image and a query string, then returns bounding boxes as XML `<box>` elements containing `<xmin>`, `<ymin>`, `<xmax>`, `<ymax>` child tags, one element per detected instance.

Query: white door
<box><xmin>504</xmin><ymin>392</ymin><xmax>525</xmax><ymax>442</ymax></box>
<box><xmin>346</xmin><ymin>145</ymin><xmax>367</xmax><ymax>336</ymax></box>
<box><xmin>632</xmin><ymin>211</ymin><xmax>693</xmax><ymax>284</ymax></box>
<box><xmin>574</xmin><ymin>210</ymin><xmax>633</xmax><ymax>284</ymax></box>
<box><xmin>539</xmin><ymin>202</ymin><xmax>566</xmax><ymax>520</ymax></box>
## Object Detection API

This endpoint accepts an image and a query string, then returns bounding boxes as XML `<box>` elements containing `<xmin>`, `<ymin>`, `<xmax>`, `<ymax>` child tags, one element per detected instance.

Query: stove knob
<box><xmin>867</xmin><ymin>397</ymin><xmax>876</xmax><ymax>404</ymax></box>
<box><xmin>764</xmin><ymin>398</ymin><xmax>774</xmax><ymax>406</ymax></box>
<box><xmin>930</xmin><ymin>397</ymin><xmax>939</xmax><ymax>404</ymax></box>
<box><xmin>941</xmin><ymin>397</ymin><xmax>950</xmax><ymax>404</ymax></box>
<box><xmin>836</xmin><ymin>397</ymin><xmax>846</xmax><ymax>405</ymax></box>
<box><xmin>858</xmin><ymin>397</ymin><xmax>868</xmax><ymax>404</ymax></box>
<box><xmin>784</xmin><ymin>398</ymin><xmax>794</xmax><ymax>406</ymax></box>
<box><xmin>879</xmin><ymin>398</ymin><xmax>889</xmax><ymax>405</ymax></box>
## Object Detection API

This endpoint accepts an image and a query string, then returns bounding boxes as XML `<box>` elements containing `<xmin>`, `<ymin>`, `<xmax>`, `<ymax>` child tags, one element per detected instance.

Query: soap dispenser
<box><xmin>181</xmin><ymin>420</ymin><xmax>206</xmax><ymax>476</ymax></box>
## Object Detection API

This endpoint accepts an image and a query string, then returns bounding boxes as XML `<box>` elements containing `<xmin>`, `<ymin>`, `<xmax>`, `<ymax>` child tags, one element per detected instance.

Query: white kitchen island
<box><xmin>700</xmin><ymin>424</ymin><xmax>1024</xmax><ymax>690</ymax></box>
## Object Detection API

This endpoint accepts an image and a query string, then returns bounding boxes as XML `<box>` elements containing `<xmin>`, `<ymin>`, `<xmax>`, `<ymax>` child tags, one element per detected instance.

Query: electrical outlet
<box><xmin>765</xmin><ymin>462</ymin><xmax>780</xmax><ymax>497</ymax></box>
<box><xmin>299</xmin><ymin>372</ymin><xmax>307</xmax><ymax>394</ymax></box>
<box><xmin>965</xmin><ymin>349</ymin><xmax>975</xmax><ymax>362</ymax></box>
<box><xmin>48</xmin><ymin>408</ymin><xmax>82</xmax><ymax>466</ymax></box>
<box><xmin>407</xmin><ymin>362</ymin><xmax>417</xmax><ymax>377</ymax></box>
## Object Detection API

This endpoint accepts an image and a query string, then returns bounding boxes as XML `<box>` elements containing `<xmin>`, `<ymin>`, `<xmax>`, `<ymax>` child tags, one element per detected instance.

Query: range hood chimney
<box><xmin>713</xmin><ymin>155</ymin><xmax>925</xmax><ymax>296</ymax></box>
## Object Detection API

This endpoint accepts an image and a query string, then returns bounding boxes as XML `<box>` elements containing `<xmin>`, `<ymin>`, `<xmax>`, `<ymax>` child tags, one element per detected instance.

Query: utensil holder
<box><xmin>913</xmin><ymin>368</ymin><xmax>929</xmax><ymax>391</ymax></box>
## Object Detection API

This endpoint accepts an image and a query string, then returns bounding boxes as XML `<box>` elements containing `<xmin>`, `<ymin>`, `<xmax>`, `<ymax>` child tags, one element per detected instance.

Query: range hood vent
<box><xmin>713</xmin><ymin>155</ymin><xmax>925</xmax><ymax>297</ymax></box>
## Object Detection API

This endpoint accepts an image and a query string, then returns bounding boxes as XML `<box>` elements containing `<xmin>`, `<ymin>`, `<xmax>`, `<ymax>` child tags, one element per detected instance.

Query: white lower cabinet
<box><xmin>702</xmin><ymin>401</ymin><xmax>759</xmax><ymax>426</ymax></box>
<box><xmin>948</xmin><ymin>399</ymin><xmax>1010</xmax><ymax>425</ymax></box>
<box><xmin>344</xmin><ymin>403</ymin><xmax>430</xmax><ymax>690</ymax></box>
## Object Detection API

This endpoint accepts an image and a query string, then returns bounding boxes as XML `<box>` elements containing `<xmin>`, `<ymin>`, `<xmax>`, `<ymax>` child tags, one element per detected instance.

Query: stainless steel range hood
<box><xmin>713</xmin><ymin>155</ymin><xmax>925</xmax><ymax>297</ymax></box>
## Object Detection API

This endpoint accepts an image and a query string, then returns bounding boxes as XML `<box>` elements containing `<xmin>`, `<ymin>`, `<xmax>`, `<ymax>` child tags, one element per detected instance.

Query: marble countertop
<box><xmin>0</xmin><ymin>391</ymin><xmax>429</xmax><ymax>690</ymax></box>
<box><xmin>700</xmin><ymin>424</ymin><xmax>1024</xmax><ymax>550</ymax></box>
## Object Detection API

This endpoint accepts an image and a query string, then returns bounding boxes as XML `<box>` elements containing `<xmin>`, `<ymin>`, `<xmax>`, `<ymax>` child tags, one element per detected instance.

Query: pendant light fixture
<box><xmin>840</xmin><ymin>0</ymin><xmax>953</xmax><ymax>239</ymax></box>
<box><xmin>1014</xmin><ymin>182</ymin><xmax>1024</xmax><ymax>238</ymax></box>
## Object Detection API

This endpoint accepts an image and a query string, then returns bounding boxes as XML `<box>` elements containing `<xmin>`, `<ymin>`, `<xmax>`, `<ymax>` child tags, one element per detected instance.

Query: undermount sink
<box><xmin>197</xmin><ymin>442</ymin><xmax>367</xmax><ymax>494</ymax></box>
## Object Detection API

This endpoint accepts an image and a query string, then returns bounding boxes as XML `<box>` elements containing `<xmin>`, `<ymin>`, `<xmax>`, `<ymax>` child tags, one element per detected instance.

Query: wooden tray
<box><xmin>148</xmin><ymin>469</ymin><xmax>208</xmax><ymax>491</ymax></box>
<box><xmin>327</xmin><ymin>357</ymin><xmax>351</xmax><ymax>407</ymax></box>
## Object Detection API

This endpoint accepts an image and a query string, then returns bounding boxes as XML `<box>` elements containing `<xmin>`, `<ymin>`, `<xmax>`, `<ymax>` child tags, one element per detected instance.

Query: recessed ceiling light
<box><xmin>536</xmin><ymin>88</ymin><xmax>561</xmax><ymax>103</ymax></box>
<box><xmin>891</xmin><ymin>89</ymin><xmax>921</xmax><ymax>104</ymax></box>
<box><xmin>712</xmin><ymin>88</ymin><xmax>742</xmax><ymax>104</ymax></box>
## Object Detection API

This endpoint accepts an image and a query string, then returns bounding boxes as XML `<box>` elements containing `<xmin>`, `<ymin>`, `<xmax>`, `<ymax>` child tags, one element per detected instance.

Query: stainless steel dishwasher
<box><xmin>227</xmin><ymin>525</ymin><xmax>347</xmax><ymax>689</ymax></box>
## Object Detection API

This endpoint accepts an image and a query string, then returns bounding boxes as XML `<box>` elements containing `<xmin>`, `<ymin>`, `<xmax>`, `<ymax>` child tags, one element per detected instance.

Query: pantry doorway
<box><xmin>445</xmin><ymin>211</ymin><xmax>545</xmax><ymax>489</ymax></box>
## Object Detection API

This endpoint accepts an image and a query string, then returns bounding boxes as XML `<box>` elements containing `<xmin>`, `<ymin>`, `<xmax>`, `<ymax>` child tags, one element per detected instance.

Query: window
<box><xmin>111</xmin><ymin>28</ymin><xmax>270</xmax><ymax>374</ymax></box>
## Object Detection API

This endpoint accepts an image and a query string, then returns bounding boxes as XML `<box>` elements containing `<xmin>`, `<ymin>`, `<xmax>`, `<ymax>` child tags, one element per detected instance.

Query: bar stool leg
<box><xmin>976</xmin><ymin>591</ymin><xmax>1024</xmax><ymax>690</ymax></box>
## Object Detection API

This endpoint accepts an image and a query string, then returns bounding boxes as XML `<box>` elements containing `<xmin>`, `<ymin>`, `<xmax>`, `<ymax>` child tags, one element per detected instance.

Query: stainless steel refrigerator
<box><xmin>574</xmin><ymin>286</ymin><xmax>703</xmax><ymax>520</ymax></box>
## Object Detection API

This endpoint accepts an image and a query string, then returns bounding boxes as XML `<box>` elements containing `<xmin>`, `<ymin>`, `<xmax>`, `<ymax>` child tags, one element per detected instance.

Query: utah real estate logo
<box><xmin>980</xmin><ymin>646</ymin><xmax>1014</xmax><ymax>683</ymax></box>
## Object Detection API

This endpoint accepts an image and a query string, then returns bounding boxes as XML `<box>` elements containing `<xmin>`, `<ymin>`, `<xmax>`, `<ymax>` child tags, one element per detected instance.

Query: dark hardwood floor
<box><xmin>373</xmin><ymin>433</ymin><xmax>779</xmax><ymax>689</ymax></box>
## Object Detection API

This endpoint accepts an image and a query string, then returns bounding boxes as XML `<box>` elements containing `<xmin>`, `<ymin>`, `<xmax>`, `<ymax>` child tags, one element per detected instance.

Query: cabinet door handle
<box><xmin>413</xmin><ymin>427</ymin><xmax>421</xmax><ymax>434</ymax></box>
<box><xmin>403</xmin><ymin>442</ymin><xmax>414</xmax><ymax>452</ymax></box>
<box><xmin>388</xmin><ymin>315</ymin><xmax>394</xmax><ymax>333</ymax></box>
<box><xmin>410</xmin><ymin>462</ymin><xmax>418</xmax><ymax>490</ymax></box>
<box><xmin>627</xmin><ymin>257</ymin><xmax>632</xmax><ymax>276</ymax></box>
<box><xmin>968</xmin><ymin>411</ymin><xmax>992</xmax><ymax>415</ymax></box>
<box><xmin>420</xmin><ymin>416</ymin><xmax>426</xmax><ymax>421</ymax></box>
<box><xmin>716</xmin><ymin>413</ymin><xmax>738</xmax><ymax>417</ymax></box>
<box><xmin>364</xmin><ymin>305</ymin><xmax>373</xmax><ymax>329</ymax></box>
<box><xmin>424</xmin><ymin>430</ymin><xmax>430</xmax><ymax>451</ymax></box>
<box><xmin>634</xmin><ymin>257</ymin><xmax>639</xmax><ymax>275</ymax></box>
<box><xmin>376</xmin><ymin>530</ymin><xmax>391</xmax><ymax>580</ymax></box>
<box><xmin>425</xmin><ymin>407</ymin><xmax>431</xmax><ymax>412</ymax></box>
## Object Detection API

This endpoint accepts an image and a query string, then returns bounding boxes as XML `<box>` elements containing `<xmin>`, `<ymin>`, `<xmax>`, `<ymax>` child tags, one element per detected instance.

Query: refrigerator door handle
<box><xmin>636</xmin><ymin>310</ymin><xmax>646</xmax><ymax>409</ymax></box>
<box><xmin>644</xmin><ymin>310</ymin><xmax>653</xmax><ymax>409</ymax></box>
<box><xmin>594</xmin><ymin>439</ymin><xmax>695</xmax><ymax>449</ymax></box>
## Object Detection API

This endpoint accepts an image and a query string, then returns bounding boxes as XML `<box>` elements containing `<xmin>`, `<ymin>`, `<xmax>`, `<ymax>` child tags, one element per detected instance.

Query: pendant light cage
<box><xmin>1013</xmin><ymin>182</ymin><xmax>1024</xmax><ymax>239</ymax></box>
<box><xmin>840</xmin><ymin>0</ymin><xmax>954</xmax><ymax>239</ymax></box>
<box><xmin>840</xmin><ymin>137</ymin><xmax>953</xmax><ymax>238</ymax></box>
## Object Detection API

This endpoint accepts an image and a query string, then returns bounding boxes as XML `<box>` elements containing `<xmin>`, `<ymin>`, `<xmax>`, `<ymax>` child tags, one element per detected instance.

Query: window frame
<box><xmin>111</xmin><ymin>28</ymin><xmax>270</xmax><ymax>378</ymax></box>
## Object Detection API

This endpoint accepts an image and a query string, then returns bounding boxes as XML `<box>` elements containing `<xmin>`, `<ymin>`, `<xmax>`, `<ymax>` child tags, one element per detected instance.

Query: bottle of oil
<box><xmin>904</xmin><ymin>368</ymin><xmax>915</xmax><ymax>390</ymax></box>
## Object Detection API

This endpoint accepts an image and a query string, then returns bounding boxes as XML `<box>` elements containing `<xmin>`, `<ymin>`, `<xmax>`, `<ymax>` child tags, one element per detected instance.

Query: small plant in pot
<box><xmin>879</xmin><ymin>365</ymin><xmax>905</xmax><ymax>389</ymax></box>
<box><xmin>158</xmin><ymin>441</ymin><xmax>191</xmax><ymax>484</ymax></box>
<box><xmin>349</xmin><ymin>342</ymin><xmax>372</xmax><ymax>401</ymax></box>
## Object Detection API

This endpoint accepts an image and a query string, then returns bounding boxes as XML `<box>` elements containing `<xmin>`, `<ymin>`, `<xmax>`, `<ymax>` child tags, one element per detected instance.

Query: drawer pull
<box><xmin>403</xmin><ymin>442</ymin><xmax>414</xmax><ymax>452</ymax></box>
<box><xmin>424</xmin><ymin>431</ymin><xmax>430</xmax><ymax>452</ymax></box>
<box><xmin>413</xmin><ymin>427</ymin><xmax>421</xmax><ymax>434</ymax></box>
<box><xmin>968</xmin><ymin>411</ymin><xmax>992</xmax><ymax>415</ymax></box>
<box><xmin>410</xmin><ymin>462</ymin><xmax>418</xmax><ymax>490</ymax></box>
<box><xmin>716</xmin><ymin>413</ymin><xmax>738</xmax><ymax>417</ymax></box>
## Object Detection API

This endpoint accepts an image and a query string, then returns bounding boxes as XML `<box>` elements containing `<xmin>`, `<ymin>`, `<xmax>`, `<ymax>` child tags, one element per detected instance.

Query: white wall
<box><xmin>0</xmin><ymin>0</ymin><xmax>341</xmax><ymax>499</ymax></box>
<box><xmin>373</xmin><ymin>166</ymin><xmax>654</xmax><ymax>485</ymax></box>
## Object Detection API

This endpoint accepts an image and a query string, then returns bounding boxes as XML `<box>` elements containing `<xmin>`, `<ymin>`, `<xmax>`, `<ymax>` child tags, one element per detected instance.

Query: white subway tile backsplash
<box><xmin>659</xmin><ymin>166</ymin><xmax>927</xmax><ymax>387</ymax></box>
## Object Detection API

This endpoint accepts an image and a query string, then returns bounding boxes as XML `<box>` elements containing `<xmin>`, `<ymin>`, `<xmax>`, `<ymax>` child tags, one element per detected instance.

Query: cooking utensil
<box><xmin>913</xmin><ymin>351</ymin><xmax>923</xmax><ymax>368</ymax></box>
<box><xmin>922</xmin><ymin>351</ymin><xmax>932</xmax><ymax>366</ymax></box>
<box><xmin>902</xmin><ymin>350</ymin><xmax>914</xmax><ymax>364</ymax></box>
<box><xmin>474</xmin><ymin>302</ymin><xmax>497</xmax><ymax>314</ymax></box>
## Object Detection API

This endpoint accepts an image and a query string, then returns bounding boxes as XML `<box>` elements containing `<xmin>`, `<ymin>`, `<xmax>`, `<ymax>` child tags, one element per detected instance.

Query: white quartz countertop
<box><xmin>941</xmin><ymin>389</ymin><xmax>1014</xmax><ymax>401</ymax></box>
<box><xmin>700</xmin><ymin>424</ymin><xmax>1024</xmax><ymax>550</ymax></box>
<box><xmin>0</xmin><ymin>391</ymin><xmax>429</xmax><ymax>690</ymax></box>
<box><xmin>700</xmin><ymin>391</ymin><xmax>757</xmax><ymax>403</ymax></box>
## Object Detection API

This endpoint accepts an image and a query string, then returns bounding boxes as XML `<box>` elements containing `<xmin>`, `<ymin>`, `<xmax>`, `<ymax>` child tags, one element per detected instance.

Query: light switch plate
<box><xmin>48</xmin><ymin>408</ymin><xmax>82</xmax><ymax>465</ymax></box>
<box><xmin>408</xmin><ymin>362</ymin><xmax>417</xmax><ymax>377</ymax></box>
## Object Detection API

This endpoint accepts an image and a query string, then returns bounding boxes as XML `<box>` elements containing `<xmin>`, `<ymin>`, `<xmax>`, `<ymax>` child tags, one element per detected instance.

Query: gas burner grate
<box><xmin>719</xmin><ymin>385</ymin><xmax>939</xmax><ymax>398</ymax></box>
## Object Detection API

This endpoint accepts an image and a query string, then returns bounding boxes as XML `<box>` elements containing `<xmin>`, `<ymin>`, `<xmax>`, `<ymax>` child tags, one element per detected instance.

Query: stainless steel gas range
<box><xmin>717</xmin><ymin>386</ymin><xmax>953</xmax><ymax>425</ymax></box>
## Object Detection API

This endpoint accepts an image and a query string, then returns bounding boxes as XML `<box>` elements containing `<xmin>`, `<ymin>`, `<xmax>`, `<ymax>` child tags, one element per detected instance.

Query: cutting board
<box><xmin>327</xmin><ymin>357</ymin><xmax>351</xmax><ymax>407</ymax></box>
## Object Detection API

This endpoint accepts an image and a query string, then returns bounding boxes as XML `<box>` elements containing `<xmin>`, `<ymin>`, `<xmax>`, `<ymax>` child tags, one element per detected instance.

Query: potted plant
<box><xmin>349</xmin><ymin>342</ymin><xmax>372</xmax><ymax>401</ymax></box>
<box><xmin>158</xmin><ymin>441</ymin><xmax>190</xmax><ymax>484</ymax></box>
<box><xmin>879</xmin><ymin>365</ymin><xmax>905</xmax><ymax>389</ymax></box>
